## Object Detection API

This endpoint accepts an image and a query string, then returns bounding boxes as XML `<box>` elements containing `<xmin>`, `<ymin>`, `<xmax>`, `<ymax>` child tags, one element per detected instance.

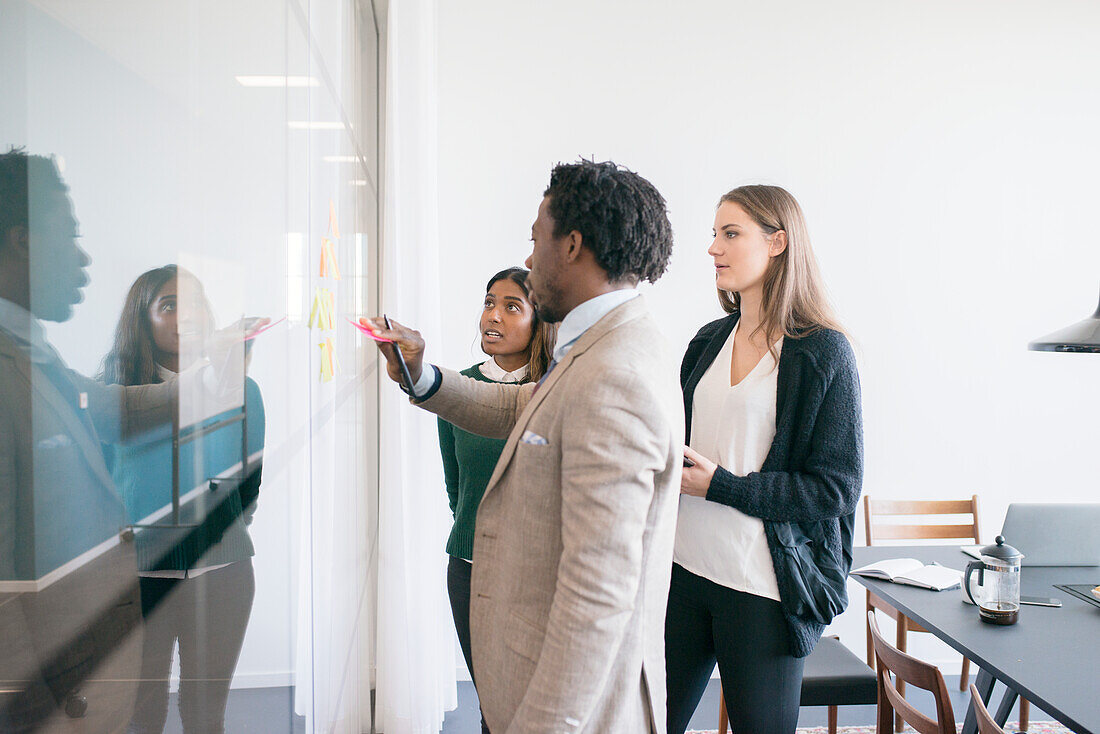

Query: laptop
<box><xmin>961</xmin><ymin>503</ymin><xmax>1100</xmax><ymax>566</ymax></box>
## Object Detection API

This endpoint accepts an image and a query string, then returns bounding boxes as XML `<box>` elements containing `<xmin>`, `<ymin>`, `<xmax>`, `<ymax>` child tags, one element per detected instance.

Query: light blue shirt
<box><xmin>410</xmin><ymin>288</ymin><xmax>640</xmax><ymax>397</ymax></box>
<box><xmin>551</xmin><ymin>289</ymin><xmax>639</xmax><ymax>364</ymax></box>
<box><xmin>0</xmin><ymin>296</ymin><xmax>61</xmax><ymax>364</ymax></box>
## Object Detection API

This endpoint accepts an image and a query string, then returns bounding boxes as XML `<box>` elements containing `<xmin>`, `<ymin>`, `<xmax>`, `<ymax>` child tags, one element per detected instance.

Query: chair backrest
<box><xmin>867</xmin><ymin>611</ymin><xmax>956</xmax><ymax>734</ymax></box>
<box><xmin>864</xmin><ymin>494</ymin><xmax>981</xmax><ymax>545</ymax></box>
<box><xmin>969</xmin><ymin>683</ymin><xmax>1008</xmax><ymax>734</ymax></box>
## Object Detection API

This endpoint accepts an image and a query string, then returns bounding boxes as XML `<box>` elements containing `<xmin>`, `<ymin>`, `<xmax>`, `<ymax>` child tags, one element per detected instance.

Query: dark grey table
<box><xmin>851</xmin><ymin>546</ymin><xmax>1100</xmax><ymax>734</ymax></box>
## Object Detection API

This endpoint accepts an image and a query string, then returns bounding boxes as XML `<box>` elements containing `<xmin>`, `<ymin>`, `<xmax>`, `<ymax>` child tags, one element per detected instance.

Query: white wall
<box><xmin>434</xmin><ymin>0</ymin><xmax>1100</xmax><ymax>671</ymax></box>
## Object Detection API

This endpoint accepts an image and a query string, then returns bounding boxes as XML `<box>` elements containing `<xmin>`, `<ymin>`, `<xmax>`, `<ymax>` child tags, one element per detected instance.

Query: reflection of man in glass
<box><xmin>100</xmin><ymin>265</ymin><xmax>264</xmax><ymax>734</ymax></box>
<box><xmin>1</xmin><ymin>149</ymin><xmax>265</xmax><ymax>731</ymax></box>
<box><xmin>0</xmin><ymin>148</ymin><xmax>146</xmax><ymax>730</ymax></box>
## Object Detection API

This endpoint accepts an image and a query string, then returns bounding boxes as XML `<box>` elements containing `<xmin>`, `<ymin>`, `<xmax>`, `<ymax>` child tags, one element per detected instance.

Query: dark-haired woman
<box><xmin>438</xmin><ymin>267</ymin><xmax>556</xmax><ymax>733</ymax></box>
<box><xmin>101</xmin><ymin>265</ymin><xmax>264</xmax><ymax>734</ymax></box>
<box><xmin>665</xmin><ymin>186</ymin><xmax>863</xmax><ymax>734</ymax></box>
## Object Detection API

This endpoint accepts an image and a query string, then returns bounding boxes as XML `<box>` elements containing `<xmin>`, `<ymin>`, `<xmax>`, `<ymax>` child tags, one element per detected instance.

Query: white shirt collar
<box><xmin>155</xmin><ymin>363</ymin><xmax>177</xmax><ymax>381</ymax></box>
<box><xmin>552</xmin><ymin>289</ymin><xmax>640</xmax><ymax>363</ymax></box>
<box><xmin>478</xmin><ymin>358</ymin><xmax>528</xmax><ymax>383</ymax></box>
<box><xmin>0</xmin><ymin>297</ymin><xmax>62</xmax><ymax>364</ymax></box>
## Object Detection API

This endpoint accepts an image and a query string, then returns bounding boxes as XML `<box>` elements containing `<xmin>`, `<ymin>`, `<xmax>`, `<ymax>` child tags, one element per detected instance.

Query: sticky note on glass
<box><xmin>243</xmin><ymin>316</ymin><xmax>286</xmax><ymax>342</ymax></box>
<box><xmin>308</xmin><ymin>287</ymin><xmax>336</xmax><ymax>331</ymax></box>
<box><xmin>328</xmin><ymin>200</ymin><xmax>340</xmax><ymax>239</ymax></box>
<box><xmin>319</xmin><ymin>337</ymin><xmax>340</xmax><ymax>382</ymax></box>
<box><xmin>319</xmin><ymin>237</ymin><xmax>341</xmax><ymax>279</ymax></box>
<box><xmin>347</xmin><ymin>317</ymin><xmax>392</xmax><ymax>342</ymax></box>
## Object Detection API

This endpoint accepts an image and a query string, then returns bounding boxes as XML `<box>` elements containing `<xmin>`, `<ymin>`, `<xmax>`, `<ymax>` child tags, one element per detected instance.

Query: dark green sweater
<box><xmin>437</xmin><ymin>364</ymin><xmax>516</xmax><ymax>560</ymax></box>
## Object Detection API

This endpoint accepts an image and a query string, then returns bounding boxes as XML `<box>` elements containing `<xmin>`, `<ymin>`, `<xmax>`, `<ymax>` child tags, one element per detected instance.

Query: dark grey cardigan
<box><xmin>681</xmin><ymin>313</ymin><xmax>864</xmax><ymax>658</ymax></box>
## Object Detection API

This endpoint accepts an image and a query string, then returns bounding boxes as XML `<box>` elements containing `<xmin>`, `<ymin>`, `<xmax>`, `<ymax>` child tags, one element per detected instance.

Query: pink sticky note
<box><xmin>347</xmin><ymin>317</ymin><xmax>392</xmax><ymax>343</ymax></box>
<box><xmin>243</xmin><ymin>317</ymin><xmax>287</xmax><ymax>342</ymax></box>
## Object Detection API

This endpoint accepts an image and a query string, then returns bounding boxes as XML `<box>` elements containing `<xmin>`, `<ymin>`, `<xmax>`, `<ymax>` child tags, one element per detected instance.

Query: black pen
<box><xmin>383</xmin><ymin>314</ymin><xmax>417</xmax><ymax>395</ymax></box>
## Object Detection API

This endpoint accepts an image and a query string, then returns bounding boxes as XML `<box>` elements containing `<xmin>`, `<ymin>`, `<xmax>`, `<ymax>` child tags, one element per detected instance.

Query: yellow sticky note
<box><xmin>319</xmin><ymin>345</ymin><xmax>333</xmax><ymax>382</ymax></box>
<box><xmin>324</xmin><ymin>290</ymin><xmax>335</xmax><ymax>330</ymax></box>
<box><xmin>320</xmin><ymin>237</ymin><xmax>341</xmax><ymax>280</ymax></box>
<box><xmin>308</xmin><ymin>287</ymin><xmax>336</xmax><ymax>331</ymax></box>
<box><xmin>308</xmin><ymin>290</ymin><xmax>322</xmax><ymax>328</ymax></box>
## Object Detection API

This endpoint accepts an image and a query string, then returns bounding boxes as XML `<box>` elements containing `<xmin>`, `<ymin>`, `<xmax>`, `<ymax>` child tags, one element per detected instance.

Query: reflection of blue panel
<box><xmin>108</xmin><ymin>378</ymin><xmax>266</xmax><ymax>525</ymax></box>
<box><xmin>31</xmin><ymin>430</ymin><xmax>129</xmax><ymax>580</ymax></box>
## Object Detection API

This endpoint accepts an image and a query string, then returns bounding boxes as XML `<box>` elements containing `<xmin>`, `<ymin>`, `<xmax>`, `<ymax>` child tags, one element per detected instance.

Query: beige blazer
<box><xmin>421</xmin><ymin>295</ymin><xmax>683</xmax><ymax>734</ymax></box>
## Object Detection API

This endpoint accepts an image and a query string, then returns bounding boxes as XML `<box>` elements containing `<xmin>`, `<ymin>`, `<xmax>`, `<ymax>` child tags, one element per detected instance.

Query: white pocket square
<box><xmin>520</xmin><ymin>430</ymin><xmax>549</xmax><ymax>445</ymax></box>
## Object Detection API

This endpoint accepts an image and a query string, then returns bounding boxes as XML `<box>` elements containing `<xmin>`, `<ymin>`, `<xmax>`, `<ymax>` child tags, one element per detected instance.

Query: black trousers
<box><xmin>446</xmin><ymin>555</ymin><xmax>490</xmax><ymax>734</ymax></box>
<box><xmin>128</xmin><ymin>560</ymin><xmax>255</xmax><ymax>734</ymax></box>
<box><xmin>665</xmin><ymin>563</ymin><xmax>805</xmax><ymax>734</ymax></box>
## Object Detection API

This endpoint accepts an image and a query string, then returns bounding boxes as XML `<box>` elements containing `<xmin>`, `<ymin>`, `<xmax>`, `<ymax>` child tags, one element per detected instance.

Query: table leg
<box><xmin>992</xmin><ymin>686</ymin><xmax>1019</xmax><ymax>728</ymax></box>
<box><xmin>962</xmin><ymin>668</ymin><xmax>995</xmax><ymax>734</ymax></box>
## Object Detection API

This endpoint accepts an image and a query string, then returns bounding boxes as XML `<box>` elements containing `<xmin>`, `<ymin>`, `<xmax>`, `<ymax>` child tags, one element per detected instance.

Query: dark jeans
<box><xmin>128</xmin><ymin>560</ymin><xmax>255</xmax><ymax>734</ymax></box>
<box><xmin>665</xmin><ymin>563</ymin><xmax>805</xmax><ymax>734</ymax></box>
<box><xmin>446</xmin><ymin>555</ymin><xmax>490</xmax><ymax>734</ymax></box>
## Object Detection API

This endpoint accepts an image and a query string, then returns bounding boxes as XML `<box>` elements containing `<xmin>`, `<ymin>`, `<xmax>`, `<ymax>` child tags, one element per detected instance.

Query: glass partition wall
<box><xmin>0</xmin><ymin>1</ymin><xmax>381</xmax><ymax>732</ymax></box>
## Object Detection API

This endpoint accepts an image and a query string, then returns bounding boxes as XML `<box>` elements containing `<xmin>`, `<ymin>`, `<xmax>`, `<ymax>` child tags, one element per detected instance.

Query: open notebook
<box><xmin>851</xmin><ymin>558</ymin><xmax>963</xmax><ymax>591</ymax></box>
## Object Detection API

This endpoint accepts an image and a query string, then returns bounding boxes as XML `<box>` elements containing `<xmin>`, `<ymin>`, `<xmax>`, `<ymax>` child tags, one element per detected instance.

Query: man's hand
<box><xmin>359</xmin><ymin>317</ymin><xmax>425</xmax><ymax>387</ymax></box>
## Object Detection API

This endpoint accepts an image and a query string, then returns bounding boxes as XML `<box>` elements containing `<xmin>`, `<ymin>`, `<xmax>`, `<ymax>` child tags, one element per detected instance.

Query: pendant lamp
<box><xmin>1028</xmin><ymin>285</ymin><xmax>1100</xmax><ymax>353</ymax></box>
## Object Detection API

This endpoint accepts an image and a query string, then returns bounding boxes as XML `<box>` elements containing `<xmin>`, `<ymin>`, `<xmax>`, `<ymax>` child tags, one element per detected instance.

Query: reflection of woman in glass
<box><xmin>437</xmin><ymin>267</ymin><xmax>556</xmax><ymax>733</ymax></box>
<box><xmin>100</xmin><ymin>265</ymin><xmax>263</xmax><ymax>734</ymax></box>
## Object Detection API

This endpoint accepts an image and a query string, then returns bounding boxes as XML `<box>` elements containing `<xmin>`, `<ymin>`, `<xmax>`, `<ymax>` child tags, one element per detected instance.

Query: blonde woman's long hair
<box><xmin>717</xmin><ymin>185</ymin><xmax>844</xmax><ymax>354</ymax></box>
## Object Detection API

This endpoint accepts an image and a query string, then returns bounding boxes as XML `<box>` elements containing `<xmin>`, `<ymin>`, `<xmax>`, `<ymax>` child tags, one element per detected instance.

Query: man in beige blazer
<box><xmin>369</xmin><ymin>160</ymin><xmax>683</xmax><ymax>734</ymax></box>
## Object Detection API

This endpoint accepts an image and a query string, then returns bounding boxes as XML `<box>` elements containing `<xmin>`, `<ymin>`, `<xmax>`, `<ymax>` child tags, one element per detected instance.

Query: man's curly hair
<box><xmin>0</xmin><ymin>148</ymin><xmax>68</xmax><ymax>246</ymax></box>
<box><xmin>543</xmin><ymin>159</ymin><xmax>672</xmax><ymax>284</ymax></box>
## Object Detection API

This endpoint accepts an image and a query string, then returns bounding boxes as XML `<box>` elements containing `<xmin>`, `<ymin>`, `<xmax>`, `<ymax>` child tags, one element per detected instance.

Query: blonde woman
<box><xmin>665</xmin><ymin>186</ymin><xmax>863</xmax><ymax>734</ymax></box>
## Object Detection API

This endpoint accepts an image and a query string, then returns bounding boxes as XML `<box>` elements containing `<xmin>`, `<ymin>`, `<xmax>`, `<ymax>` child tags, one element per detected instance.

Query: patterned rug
<box><xmin>688</xmin><ymin>724</ymin><xmax>1071</xmax><ymax>734</ymax></box>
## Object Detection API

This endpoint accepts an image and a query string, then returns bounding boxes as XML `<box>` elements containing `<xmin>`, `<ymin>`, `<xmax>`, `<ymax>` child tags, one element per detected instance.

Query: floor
<box><xmin>30</xmin><ymin>676</ymin><xmax>1037</xmax><ymax>732</ymax></box>
<box><xmin>158</xmin><ymin>687</ymin><xmax>306</xmax><ymax>734</ymax></box>
<box><xmin>441</xmin><ymin>675</ymin><xmax>1036</xmax><ymax>733</ymax></box>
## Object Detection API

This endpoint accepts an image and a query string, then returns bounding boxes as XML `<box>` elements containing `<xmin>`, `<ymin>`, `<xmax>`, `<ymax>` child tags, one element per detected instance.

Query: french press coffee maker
<box><xmin>964</xmin><ymin>536</ymin><xmax>1023</xmax><ymax>625</ymax></box>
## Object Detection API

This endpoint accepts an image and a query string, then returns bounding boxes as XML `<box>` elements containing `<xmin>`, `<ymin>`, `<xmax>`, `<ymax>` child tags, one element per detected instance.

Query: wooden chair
<box><xmin>716</xmin><ymin>635</ymin><xmax>877</xmax><ymax>734</ymax></box>
<box><xmin>970</xmin><ymin>683</ymin><xmax>1010</xmax><ymax>734</ymax></box>
<box><xmin>867</xmin><ymin>610</ymin><xmax>957</xmax><ymax>734</ymax></box>
<box><xmin>864</xmin><ymin>494</ymin><xmax>1021</xmax><ymax>729</ymax></box>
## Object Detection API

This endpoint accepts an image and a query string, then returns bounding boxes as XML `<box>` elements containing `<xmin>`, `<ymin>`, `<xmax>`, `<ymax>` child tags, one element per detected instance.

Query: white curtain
<box><xmin>376</xmin><ymin>0</ymin><xmax>457</xmax><ymax>732</ymax></box>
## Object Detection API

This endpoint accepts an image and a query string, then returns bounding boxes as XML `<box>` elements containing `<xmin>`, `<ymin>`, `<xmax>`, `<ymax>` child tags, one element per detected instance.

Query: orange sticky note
<box><xmin>328</xmin><ymin>337</ymin><xmax>341</xmax><ymax>373</ymax></box>
<box><xmin>328</xmin><ymin>200</ymin><xmax>340</xmax><ymax>239</ymax></box>
<box><xmin>320</xmin><ymin>237</ymin><xmax>341</xmax><ymax>279</ymax></box>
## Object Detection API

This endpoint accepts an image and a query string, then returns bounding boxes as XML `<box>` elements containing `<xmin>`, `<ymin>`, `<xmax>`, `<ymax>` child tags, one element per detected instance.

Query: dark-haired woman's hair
<box><xmin>485</xmin><ymin>267</ymin><xmax>558</xmax><ymax>382</ymax></box>
<box><xmin>100</xmin><ymin>265</ymin><xmax>195</xmax><ymax>386</ymax></box>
